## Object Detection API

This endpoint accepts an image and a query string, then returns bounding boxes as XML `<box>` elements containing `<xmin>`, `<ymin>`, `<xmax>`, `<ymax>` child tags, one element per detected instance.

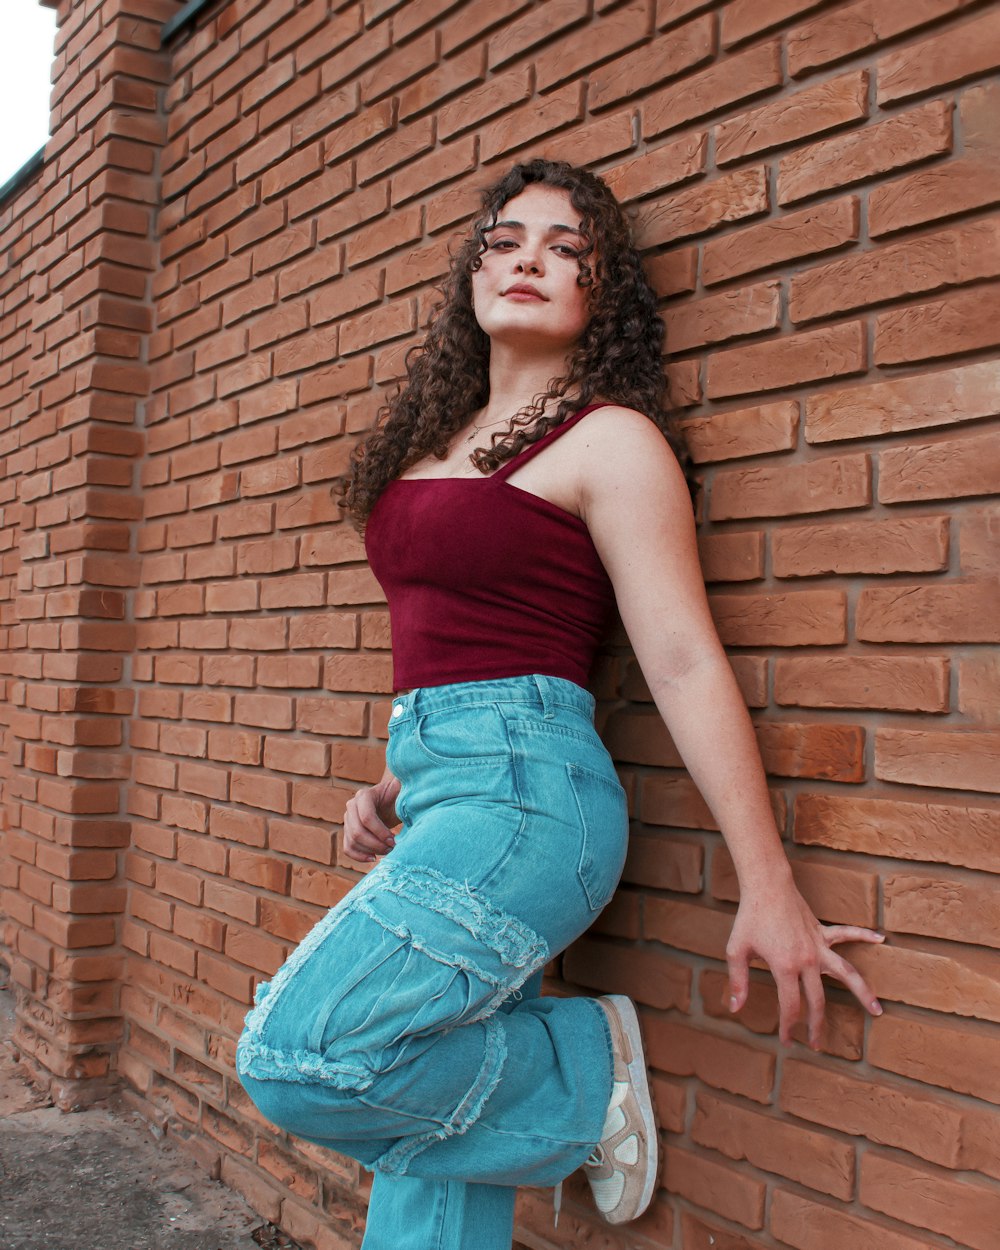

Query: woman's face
<box><xmin>470</xmin><ymin>184</ymin><xmax>595</xmax><ymax>353</ymax></box>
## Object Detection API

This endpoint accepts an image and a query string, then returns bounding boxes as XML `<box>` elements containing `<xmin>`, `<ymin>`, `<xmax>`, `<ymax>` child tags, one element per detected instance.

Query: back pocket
<box><xmin>566</xmin><ymin>761</ymin><xmax>629</xmax><ymax>912</ymax></box>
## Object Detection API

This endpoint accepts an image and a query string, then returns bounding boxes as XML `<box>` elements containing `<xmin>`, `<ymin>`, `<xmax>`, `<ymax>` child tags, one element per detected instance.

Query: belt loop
<box><xmin>534</xmin><ymin>674</ymin><xmax>556</xmax><ymax>719</ymax></box>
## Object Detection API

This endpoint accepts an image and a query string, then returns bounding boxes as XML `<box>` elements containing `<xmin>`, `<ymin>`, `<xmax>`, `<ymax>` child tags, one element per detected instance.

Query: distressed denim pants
<box><xmin>236</xmin><ymin>674</ymin><xmax>630</xmax><ymax>1249</ymax></box>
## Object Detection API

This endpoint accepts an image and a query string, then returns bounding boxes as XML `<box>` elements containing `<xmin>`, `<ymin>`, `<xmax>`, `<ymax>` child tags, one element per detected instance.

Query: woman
<box><xmin>236</xmin><ymin>158</ymin><xmax>885</xmax><ymax>1249</ymax></box>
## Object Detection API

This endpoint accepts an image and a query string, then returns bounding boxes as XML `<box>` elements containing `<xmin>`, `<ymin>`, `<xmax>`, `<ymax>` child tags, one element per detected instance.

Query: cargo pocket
<box><xmin>566</xmin><ymin>761</ymin><xmax>629</xmax><ymax>912</ymax></box>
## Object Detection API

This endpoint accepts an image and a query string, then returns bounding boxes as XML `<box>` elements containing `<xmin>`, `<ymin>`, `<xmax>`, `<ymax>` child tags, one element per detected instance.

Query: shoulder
<box><xmin>572</xmin><ymin>403</ymin><xmax>684</xmax><ymax>478</ymax></box>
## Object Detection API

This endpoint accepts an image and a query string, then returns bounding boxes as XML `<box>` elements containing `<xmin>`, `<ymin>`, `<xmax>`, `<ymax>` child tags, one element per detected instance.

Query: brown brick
<box><xmin>721</xmin><ymin>68</ymin><xmax>868</xmax><ymax>166</ymax></box>
<box><xmin>600</xmin><ymin>22</ymin><xmax>706</xmax><ymax>114</ymax></box>
<box><xmin>703</xmin><ymin>195</ymin><xmax>858</xmax><ymax>286</ymax></box>
<box><xmin>878</xmin><ymin>430</ymin><xmax>1000</xmax><ymax>505</ymax></box>
<box><xmin>861</xmin><ymin>1151</ymin><xmax>1000</xmax><ymax>1250</ymax></box>
<box><xmin>771</xmin><ymin>1188</ymin><xmax>942</xmax><ymax>1250</ymax></box>
<box><xmin>644</xmin><ymin>1017</ymin><xmax>775</xmax><ymax>1105</ymax></box>
<box><xmin>795</xmin><ymin>792</ymin><xmax>1000</xmax><ymax>873</ymax></box>
<box><xmin>959</xmin><ymin>655</ymin><xmax>1000</xmax><ymax>725</ymax></box>
<box><xmin>875</xmin><ymin>284</ymin><xmax>1000</xmax><ymax>366</ymax></box>
<box><xmin>666</xmin><ymin>279</ymin><xmax>781</xmax><ymax>354</ymax></box>
<box><xmin>774</xmin><ymin>655</ymin><xmax>949</xmax><ymax>712</ymax></box>
<box><xmin>707</xmin><ymin>321</ymin><xmax>865</xmax><ymax>400</ymax></box>
<box><xmin>681</xmin><ymin>400</ymin><xmax>798</xmax><ymax>463</ymax></box>
<box><xmin>710</xmin><ymin>590</ymin><xmax>846</xmax><ymax>646</ymax></box>
<box><xmin>698</xmin><ymin>531</ymin><xmax>765</xmax><ymax>583</ymax></box>
<box><xmin>663</xmin><ymin>1144</ymin><xmax>766</xmax><ymax>1229</ymax></box>
<box><xmin>857</xmin><ymin>579</ymin><xmax>1000</xmax><ymax>643</ymax></box>
<box><xmin>805</xmin><ymin>360</ymin><xmax>1000</xmax><ymax>442</ymax></box>
<box><xmin>772</xmin><ymin>516</ymin><xmax>949</xmax><ymax>578</ymax></box>
<box><xmin>875</xmin><ymin>728</ymin><xmax>1000</xmax><ymax>795</ymax></box>
<box><xmin>635</xmin><ymin>166</ymin><xmax>768</xmax><ymax>251</ymax></box>
<box><xmin>790</xmin><ymin>0</ymin><xmax>985</xmax><ymax>78</ymax></box>
<box><xmin>643</xmin><ymin>40</ymin><xmax>781</xmax><ymax>139</ymax></box>
<box><xmin>878</xmin><ymin>8</ymin><xmax>1000</xmax><ymax>105</ymax></box>
<box><xmin>563</xmin><ymin>937</ymin><xmax>691</xmax><ymax>1011</ymax></box>
<box><xmin>778</xmin><ymin>99</ymin><xmax>952</xmax><ymax>206</ymax></box>
<box><xmin>692</xmin><ymin>1089</ymin><xmax>854</xmax><ymax>1198</ymax></box>
<box><xmin>709</xmin><ymin>453</ymin><xmax>870</xmax><ymax>520</ymax></box>
<box><xmin>885</xmin><ymin>871</ymin><xmax>1000</xmax><ymax>950</ymax></box>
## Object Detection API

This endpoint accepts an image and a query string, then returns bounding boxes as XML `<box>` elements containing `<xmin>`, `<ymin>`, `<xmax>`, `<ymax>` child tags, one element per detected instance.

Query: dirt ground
<box><xmin>0</xmin><ymin>970</ymin><xmax>302</xmax><ymax>1250</ymax></box>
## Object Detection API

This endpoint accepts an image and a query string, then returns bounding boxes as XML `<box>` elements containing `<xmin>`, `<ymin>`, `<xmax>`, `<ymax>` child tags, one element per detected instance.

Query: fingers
<box><xmin>774</xmin><ymin>969</ymin><xmax>802</xmax><ymax>1046</ymax></box>
<box><xmin>801</xmin><ymin>966</ymin><xmax>826</xmax><ymax>1051</ymax></box>
<box><xmin>822</xmin><ymin>925</ymin><xmax>887</xmax><ymax>947</ymax></box>
<box><xmin>822</xmin><ymin>948</ymin><xmax>883</xmax><ymax>1018</ymax></box>
<box><xmin>726</xmin><ymin>944</ymin><xmax>750</xmax><ymax>1014</ymax></box>
<box><xmin>343</xmin><ymin>788</ymin><xmax>397</xmax><ymax>864</ymax></box>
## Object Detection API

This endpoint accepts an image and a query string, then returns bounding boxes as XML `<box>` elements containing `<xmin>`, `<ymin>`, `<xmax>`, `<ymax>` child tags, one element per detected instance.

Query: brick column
<box><xmin>0</xmin><ymin>0</ymin><xmax>180</xmax><ymax>1108</ymax></box>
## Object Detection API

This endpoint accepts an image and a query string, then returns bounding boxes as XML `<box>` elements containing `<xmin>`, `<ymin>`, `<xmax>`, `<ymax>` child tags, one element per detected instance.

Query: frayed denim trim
<box><xmin>235</xmin><ymin>1033</ymin><xmax>375</xmax><ymax>1091</ymax></box>
<box><xmin>371</xmin><ymin>1014</ymin><xmax>508</xmax><ymax>1176</ymax></box>
<box><xmin>354</xmin><ymin>862</ymin><xmax>550</xmax><ymax>1023</ymax></box>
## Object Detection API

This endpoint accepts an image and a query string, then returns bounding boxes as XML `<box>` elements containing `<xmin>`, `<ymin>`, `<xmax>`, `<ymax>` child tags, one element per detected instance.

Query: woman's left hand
<box><xmin>725</xmin><ymin>880</ymin><xmax>886</xmax><ymax>1050</ymax></box>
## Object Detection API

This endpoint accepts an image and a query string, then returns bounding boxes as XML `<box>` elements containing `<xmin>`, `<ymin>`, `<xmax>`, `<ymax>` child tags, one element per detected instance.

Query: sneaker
<box><xmin>583</xmin><ymin>994</ymin><xmax>659</xmax><ymax>1224</ymax></box>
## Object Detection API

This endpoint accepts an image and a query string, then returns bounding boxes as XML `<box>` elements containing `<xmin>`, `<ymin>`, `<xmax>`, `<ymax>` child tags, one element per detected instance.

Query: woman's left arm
<box><xmin>576</xmin><ymin>408</ymin><xmax>885</xmax><ymax>1050</ymax></box>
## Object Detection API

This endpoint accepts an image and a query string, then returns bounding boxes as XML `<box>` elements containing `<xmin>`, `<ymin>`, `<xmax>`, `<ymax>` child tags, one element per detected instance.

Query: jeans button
<box><xmin>391</xmin><ymin>704</ymin><xmax>404</xmax><ymax>718</ymax></box>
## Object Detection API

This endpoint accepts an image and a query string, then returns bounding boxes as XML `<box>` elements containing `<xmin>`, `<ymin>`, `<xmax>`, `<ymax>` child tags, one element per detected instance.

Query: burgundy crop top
<box><xmin>364</xmin><ymin>402</ymin><xmax>618</xmax><ymax>691</ymax></box>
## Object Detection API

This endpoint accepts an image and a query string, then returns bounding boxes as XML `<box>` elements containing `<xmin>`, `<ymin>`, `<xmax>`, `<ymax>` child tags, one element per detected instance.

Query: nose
<box><xmin>514</xmin><ymin>239</ymin><xmax>544</xmax><ymax>275</ymax></box>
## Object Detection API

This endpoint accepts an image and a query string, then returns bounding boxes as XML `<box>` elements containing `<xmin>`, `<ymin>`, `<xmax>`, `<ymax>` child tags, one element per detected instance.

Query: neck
<box><xmin>475</xmin><ymin>340</ymin><xmax>573</xmax><ymax>426</ymax></box>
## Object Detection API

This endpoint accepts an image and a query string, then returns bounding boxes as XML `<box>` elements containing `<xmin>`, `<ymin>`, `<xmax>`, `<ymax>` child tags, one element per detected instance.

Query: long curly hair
<box><xmin>339</xmin><ymin>157</ymin><xmax>689</xmax><ymax>527</ymax></box>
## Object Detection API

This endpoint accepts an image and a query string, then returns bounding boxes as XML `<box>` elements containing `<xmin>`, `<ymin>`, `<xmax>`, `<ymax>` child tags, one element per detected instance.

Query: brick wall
<box><xmin>1</xmin><ymin>0</ymin><xmax>998</xmax><ymax>1247</ymax></box>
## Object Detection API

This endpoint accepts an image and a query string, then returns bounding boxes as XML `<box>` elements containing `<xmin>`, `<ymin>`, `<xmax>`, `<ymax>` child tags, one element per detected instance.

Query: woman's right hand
<box><xmin>343</xmin><ymin>769</ymin><xmax>402</xmax><ymax>863</ymax></box>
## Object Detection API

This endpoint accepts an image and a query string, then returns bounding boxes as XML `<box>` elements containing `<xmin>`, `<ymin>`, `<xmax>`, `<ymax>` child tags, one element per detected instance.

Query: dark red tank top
<box><xmin>364</xmin><ymin>402</ymin><xmax>617</xmax><ymax>691</ymax></box>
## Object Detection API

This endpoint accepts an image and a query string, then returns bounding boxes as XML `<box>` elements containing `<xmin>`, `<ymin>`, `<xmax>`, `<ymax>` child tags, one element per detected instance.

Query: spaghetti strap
<box><xmin>492</xmin><ymin>401</ymin><xmax>613</xmax><ymax>481</ymax></box>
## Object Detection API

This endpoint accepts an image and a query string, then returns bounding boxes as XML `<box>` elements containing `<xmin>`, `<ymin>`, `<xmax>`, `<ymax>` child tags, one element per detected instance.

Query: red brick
<box><xmin>666</xmin><ymin>279</ymin><xmax>781</xmax><ymax>354</ymax></box>
<box><xmin>532</xmin><ymin>0</ymin><xmax>648</xmax><ymax>93</ymax></box>
<box><xmin>805</xmin><ymin>360</ymin><xmax>1000</xmax><ymax>442</ymax></box>
<box><xmin>681</xmin><ymin>400</ymin><xmax>797</xmax><ymax>463</ymax></box>
<box><xmin>725</xmin><ymin>68</ymin><xmax>868</xmax><ymax>166</ymax></box>
<box><xmin>961</xmin><ymin>506</ymin><xmax>1000</xmax><ymax>575</ymax></box>
<box><xmin>710</xmin><ymin>590</ymin><xmax>846</xmax><ymax>646</ymax></box>
<box><xmin>644</xmin><ymin>896</ymin><xmax>732</xmax><ymax>959</ymax></box>
<box><xmin>861</xmin><ymin>1151</ymin><xmax>1000</xmax><ymax>1250</ymax></box>
<box><xmin>960</xmin><ymin>655</ymin><xmax>1000</xmax><ymax>724</ymax></box>
<box><xmin>857</xmin><ymin>579</ymin><xmax>1000</xmax><ymax>643</ymax></box>
<box><xmin>879</xmin><ymin>430</ymin><xmax>1000</xmax><ymax>505</ymax></box>
<box><xmin>636</xmin><ymin>166</ymin><xmax>768</xmax><ymax>251</ymax></box>
<box><xmin>698</xmin><ymin>531</ymin><xmax>765</xmax><ymax>583</ymax></box>
<box><xmin>563</xmin><ymin>937</ymin><xmax>691</xmax><ymax>1011</ymax></box>
<box><xmin>663</xmin><ymin>1144</ymin><xmax>766</xmax><ymax>1229</ymax></box>
<box><xmin>884</xmin><ymin>871</ymin><xmax>1000</xmax><ymax>950</ymax></box>
<box><xmin>693</xmin><ymin>1089</ymin><xmax>854</xmax><ymax>1198</ymax></box>
<box><xmin>779</xmin><ymin>1056</ymin><xmax>962</xmax><ymax>1168</ymax></box>
<box><xmin>869</xmin><ymin>1010</ymin><xmax>1000</xmax><ymax>1104</ymax></box>
<box><xmin>795</xmin><ymin>792</ymin><xmax>1000</xmax><ymax>873</ymax></box>
<box><xmin>644</xmin><ymin>1015</ymin><xmax>775</xmax><ymax>1104</ymax></box>
<box><xmin>710</xmin><ymin>452</ymin><xmax>865</xmax><ymax>520</ymax></box>
<box><xmin>704</xmin><ymin>196</ymin><xmax>858</xmax><ymax>287</ymax></box>
<box><xmin>878</xmin><ymin>7</ymin><xmax>1000</xmax><ymax>105</ymax></box>
<box><xmin>591</xmin><ymin>15</ymin><xmax>713</xmax><ymax>111</ymax></box>
<box><xmin>643</xmin><ymin>40</ymin><xmax>781</xmax><ymax>139</ymax></box>
<box><xmin>875</xmin><ymin>728</ymin><xmax>1000</xmax><ymax>795</ymax></box>
<box><xmin>778</xmin><ymin>99</ymin><xmax>952</xmax><ymax>206</ymax></box>
<box><xmin>774</xmin><ymin>655</ymin><xmax>949</xmax><ymax>713</ymax></box>
<box><xmin>708</xmin><ymin>321</ymin><xmax>865</xmax><ymax>400</ymax></box>
<box><xmin>622</xmin><ymin>832</ymin><xmax>703</xmax><ymax>893</ymax></box>
<box><xmin>770</xmin><ymin>1188</ymin><xmax>942</xmax><ymax>1250</ymax></box>
<box><xmin>772</xmin><ymin>516</ymin><xmax>949</xmax><ymax>578</ymax></box>
<box><xmin>876</xmin><ymin>284</ymin><xmax>1000</xmax><ymax>367</ymax></box>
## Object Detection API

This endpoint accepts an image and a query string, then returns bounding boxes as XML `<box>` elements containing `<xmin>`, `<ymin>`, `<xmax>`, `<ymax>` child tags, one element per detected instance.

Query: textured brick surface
<box><xmin>1</xmin><ymin>2</ymin><xmax>998</xmax><ymax>1249</ymax></box>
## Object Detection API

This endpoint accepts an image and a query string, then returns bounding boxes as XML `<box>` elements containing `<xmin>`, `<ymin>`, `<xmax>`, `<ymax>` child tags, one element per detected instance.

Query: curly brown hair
<box><xmin>339</xmin><ymin>157</ymin><xmax>688</xmax><ymax>527</ymax></box>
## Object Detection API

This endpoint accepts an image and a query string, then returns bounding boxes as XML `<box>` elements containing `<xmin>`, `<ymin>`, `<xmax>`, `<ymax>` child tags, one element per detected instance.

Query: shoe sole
<box><xmin>602</xmin><ymin>994</ymin><xmax>660</xmax><ymax>1224</ymax></box>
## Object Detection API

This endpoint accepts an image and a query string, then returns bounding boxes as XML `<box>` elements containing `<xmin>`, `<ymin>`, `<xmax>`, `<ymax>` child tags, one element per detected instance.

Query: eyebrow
<box><xmin>486</xmin><ymin>219</ymin><xmax>583</xmax><ymax>236</ymax></box>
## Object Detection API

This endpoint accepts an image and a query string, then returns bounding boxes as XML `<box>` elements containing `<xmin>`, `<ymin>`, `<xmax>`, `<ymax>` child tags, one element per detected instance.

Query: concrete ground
<box><xmin>0</xmin><ymin>970</ymin><xmax>302</xmax><ymax>1250</ymax></box>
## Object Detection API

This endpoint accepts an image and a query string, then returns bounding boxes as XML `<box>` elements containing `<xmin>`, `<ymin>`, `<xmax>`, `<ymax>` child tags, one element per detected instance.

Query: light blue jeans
<box><xmin>236</xmin><ymin>674</ymin><xmax>630</xmax><ymax>1249</ymax></box>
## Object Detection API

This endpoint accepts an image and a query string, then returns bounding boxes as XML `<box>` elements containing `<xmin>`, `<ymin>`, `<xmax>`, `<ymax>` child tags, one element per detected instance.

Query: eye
<box><xmin>488</xmin><ymin>238</ymin><xmax>517</xmax><ymax>250</ymax></box>
<box><xmin>554</xmin><ymin>243</ymin><xmax>580</xmax><ymax>257</ymax></box>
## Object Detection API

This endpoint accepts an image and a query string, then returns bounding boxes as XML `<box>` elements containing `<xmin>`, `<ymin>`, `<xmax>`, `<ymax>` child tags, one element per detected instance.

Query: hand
<box><xmin>343</xmin><ymin>773</ymin><xmax>402</xmax><ymax>863</ymax></box>
<box><xmin>725</xmin><ymin>879</ymin><xmax>885</xmax><ymax>1050</ymax></box>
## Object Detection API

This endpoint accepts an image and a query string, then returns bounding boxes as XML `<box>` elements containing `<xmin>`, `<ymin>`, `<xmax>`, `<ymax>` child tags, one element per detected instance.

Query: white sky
<box><xmin>0</xmin><ymin>2</ymin><xmax>57</xmax><ymax>189</ymax></box>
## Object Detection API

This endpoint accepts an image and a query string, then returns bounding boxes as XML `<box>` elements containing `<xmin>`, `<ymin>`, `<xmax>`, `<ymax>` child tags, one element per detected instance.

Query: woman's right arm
<box><xmin>342</xmin><ymin>762</ymin><xmax>401</xmax><ymax>863</ymax></box>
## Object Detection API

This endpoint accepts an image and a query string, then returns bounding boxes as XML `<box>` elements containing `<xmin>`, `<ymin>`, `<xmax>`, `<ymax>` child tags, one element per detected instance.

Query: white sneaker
<box><xmin>582</xmin><ymin>995</ymin><xmax>659</xmax><ymax>1224</ymax></box>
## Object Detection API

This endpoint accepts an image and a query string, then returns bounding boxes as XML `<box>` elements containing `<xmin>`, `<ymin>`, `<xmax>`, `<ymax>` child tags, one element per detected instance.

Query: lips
<box><xmin>503</xmin><ymin>284</ymin><xmax>546</xmax><ymax>299</ymax></box>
